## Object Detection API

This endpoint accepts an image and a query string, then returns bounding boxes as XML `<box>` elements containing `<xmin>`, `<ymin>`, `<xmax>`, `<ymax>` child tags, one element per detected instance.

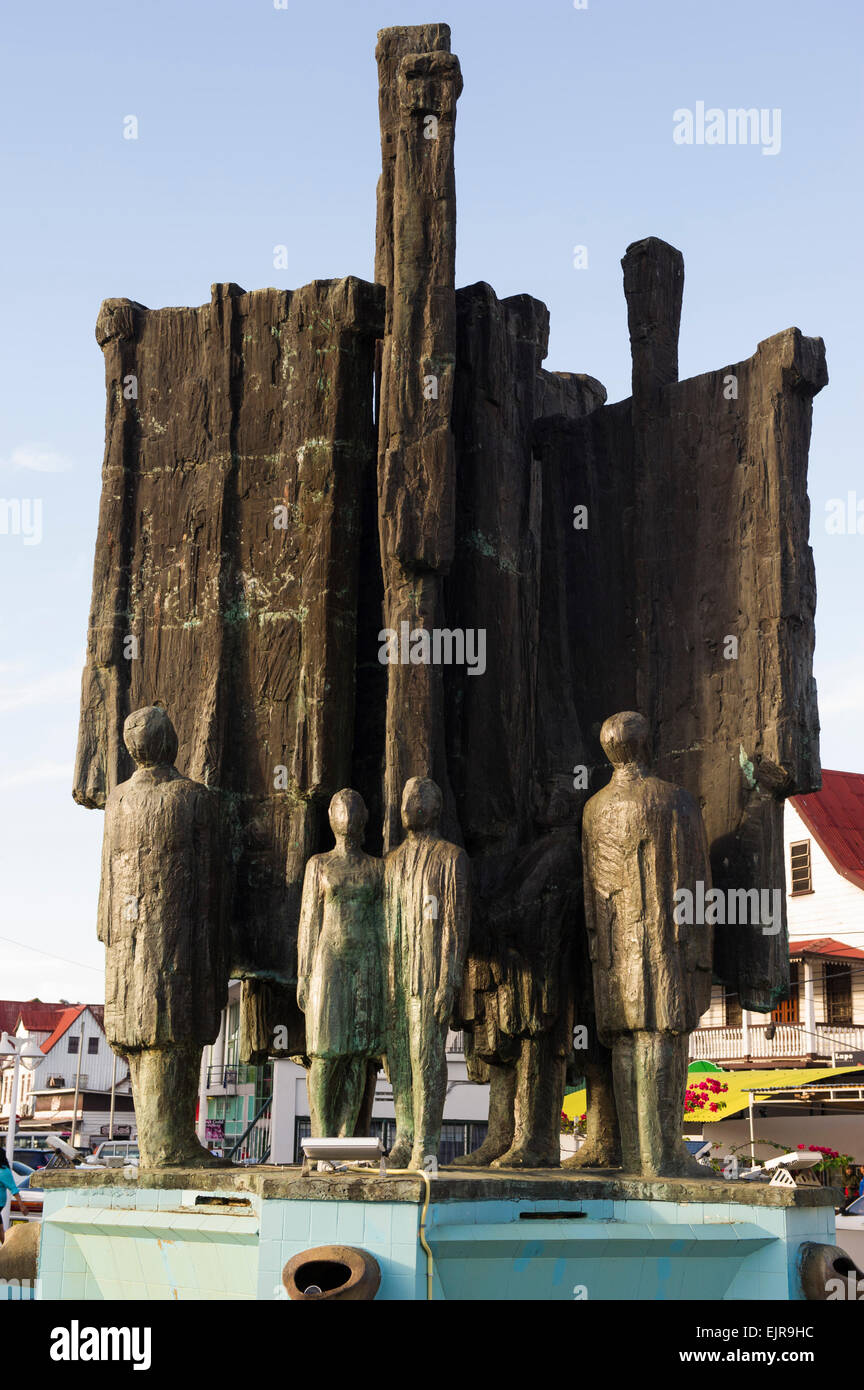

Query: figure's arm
<box><xmin>581</xmin><ymin>817</ymin><xmax>599</xmax><ymax>960</ymax></box>
<box><xmin>435</xmin><ymin>849</ymin><xmax>470</xmax><ymax>1023</ymax></box>
<box><xmin>95</xmin><ymin>797</ymin><xmax>114</xmax><ymax>946</ymax></box>
<box><xmin>296</xmin><ymin>857</ymin><xmax>323</xmax><ymax>1014</ymax></box>
<box><xmin>582</xmin><ymin>814</ymin><xmax>616</xmax><ymax>970</ymax></box>
<box><xmin>681</xmin><ymin>800</ymin><xmax>713</xmax><ymax>976</ymax></box>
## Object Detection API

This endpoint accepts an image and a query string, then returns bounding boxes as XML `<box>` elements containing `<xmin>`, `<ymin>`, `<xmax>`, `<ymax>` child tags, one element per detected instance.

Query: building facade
<box><xmin>691</xmin><ymin>769</ymin><xmax>864</xmax><ymax>1068</ymax></box>
<box><xmin>0</xmin><ymin>999</ymin><xmax>134</xmax><ymax>1151</ymax></box>
<box><xmin>198</xmin><ymin>982</ymin><xmax>490</xmax><ymax>1164</ymax></box>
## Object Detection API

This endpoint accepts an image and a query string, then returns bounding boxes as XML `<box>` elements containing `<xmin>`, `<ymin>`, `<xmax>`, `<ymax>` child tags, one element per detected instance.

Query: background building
<box><xmin>0</xmin><ymin>999</ymin><xmax>134</xmax><ymax>1151</ymax></box>
<box><xmin>198</xmin><ymin>982</ymin><xmax>489</xmax><ymax>1164</ymax></box>
<box><xmin>692</xmin><ymin>769</ymin><xmax>864</xmax><ymax>1067</ymax></box>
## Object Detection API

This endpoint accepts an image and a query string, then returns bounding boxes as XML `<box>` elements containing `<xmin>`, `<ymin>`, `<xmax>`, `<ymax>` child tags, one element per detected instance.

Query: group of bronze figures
<box><xmin>82</xmin><ymin>24</ymin><xmax>823</xmax><ymax>1183</ymax></box>
<box><xmin>99</xmin><ymin>703</ymin><xmax>714</xmax><ymax>1178</ymax></box>
<box><xmin>298</xmin><ymin>777</ymin><xmax>468</xmax><ymax>1170</ymax></box>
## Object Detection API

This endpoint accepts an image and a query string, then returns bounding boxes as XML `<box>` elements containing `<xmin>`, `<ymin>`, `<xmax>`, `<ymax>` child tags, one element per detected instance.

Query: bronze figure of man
<box><xmin>98</xmin><ymin>706</ymin><xmax>228</xmax><ymax>1168</ymax></box>
<box><xmin>582</xmin><ymin>711</ymin><xmax>713</xmax><ymax>1178</ymax></box>
<box><xmin>384</xmin><ymin>777</ymin><xmax>470</xmax><ymax>1169</ymax></box>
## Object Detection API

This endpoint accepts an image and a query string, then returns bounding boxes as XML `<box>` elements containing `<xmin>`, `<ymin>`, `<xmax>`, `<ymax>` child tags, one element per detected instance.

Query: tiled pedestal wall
<box><xmin>37</xmin><ymin>1179</ymin><xmax>836</xmax><ymax>1301</ymax></box>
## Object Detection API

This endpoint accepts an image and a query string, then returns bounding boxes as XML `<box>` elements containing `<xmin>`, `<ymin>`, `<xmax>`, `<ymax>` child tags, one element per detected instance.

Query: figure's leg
<box><xmin>309</xmin><ymin>1057</ymin><xmax>369</xmax><ymax>1137</ymax></box>
<box><xmin>635</xmin><ymin>1032</ymin><xmax>709</xmax><ymax>1179</ymax></box>
<box><xmin>610</xmin><ymin>1034</ymin><xmax>640</xmax><ymax>1174</ymax></box>
<box><xmin>451</xmin><ymin>1062</ymin><xmax>515</xmax><ymax>1166</ymax></box>
<box><xmin>307</xmin><ymin>1058</ymin><xmax>329</xmax><ymax>1136</ymax></box>
<box><xmin>492</xmin><ymin>1035</ymin><xmax>564</xmax><ymax>1168</ymax></box>
<box><xmin>129</xmin><ymin>1046</ymin><xmax>230</xmax><ymax>1168</ymax></box>
<box><xmin>409</xmin><ymin>1009</ymin><xmax>449</xmax><ymax>1171</ymax></box>
<box><xmin>562</xmin><ymin>1049</ymin><xmax>622</xmax><ymax>1169</ymax></box>
<box><xmin>353</xmin><ymin>1059</ymin><xmax>380</xmax><ymax>1138</ymax></box>
<box><xmin>385</xmin><ymin>1000</ymin><xmax>415</xmax><ymax>1167</ymax></box>
<box><xmin>333</xmin><ymin>1056</ymin><xmax>369</xmax><ymax>1137</ymax></box>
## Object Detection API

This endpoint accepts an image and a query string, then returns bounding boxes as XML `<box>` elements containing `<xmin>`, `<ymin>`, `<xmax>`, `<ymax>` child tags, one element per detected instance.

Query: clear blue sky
<box><xmin>0</xmin><ymin>0</ymin><xmax>861</xmax><ymax>1002</ymax></box>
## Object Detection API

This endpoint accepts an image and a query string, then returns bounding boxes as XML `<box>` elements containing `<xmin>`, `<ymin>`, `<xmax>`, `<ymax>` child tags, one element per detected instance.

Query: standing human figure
<box><xmin>98</xmin><ymin>705</ymin><xmax>228</xmax><ymax>1168</ymax></box>
<box><xmin>385</xmin><ymin>778</ymin><xmax>470</xmax><ymax>1170</ymax></box>
<box><xmin>582</xmin><ymin>711</ymin><xmax>713</xmax><ymax>1178</ymax></box>
<box><xmin>0</xmin><ymin>1152</ymin><xmax>19</xmax><ymax>1237</ymax></box>
<box><xmin>297</xmin><ymin>789</ymin><xmax>385</xmax><ymax>1137</ymax></box>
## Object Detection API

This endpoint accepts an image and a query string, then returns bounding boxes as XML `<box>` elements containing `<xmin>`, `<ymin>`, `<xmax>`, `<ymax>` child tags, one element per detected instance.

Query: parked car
<box><xmin>836</xmin><ymin>1193</ymin><xmax>864</xmax><ymax>1268</ymax></box>
<box><xmin>80</xmin><ymin>1139</ymin><xmax>140</xmax><ymax>1168</ymax></box>
<box><xmin>10</xmin><ymin>1147</ymin><xmax>51</xmax><ymax>1170</ymax></box>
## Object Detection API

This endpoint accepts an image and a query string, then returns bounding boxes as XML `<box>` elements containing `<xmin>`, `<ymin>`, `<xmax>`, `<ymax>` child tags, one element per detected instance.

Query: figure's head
<box><xmin>401</xmin><ymin>776</ymin><xmax>443</xmax><ymax>832</ymax></box>
<box><xmin>599</xmin><ymin>710</ymin><xmax>651</xmax><ymax>769</ymax></box>
<box><xmin>123</xmin><ymin>705</ymin><xmax>178</xmax><ymax>768</ymax></box>
<box><xmin>328</xmin><ymin>788</ymin><xmax>368</xmax><ymax>844</ymax></box>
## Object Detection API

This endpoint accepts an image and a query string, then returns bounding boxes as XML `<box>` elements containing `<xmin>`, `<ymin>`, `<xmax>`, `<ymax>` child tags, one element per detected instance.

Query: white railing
<box><xmin>690</xmin><ymin>1023</ymin><xmax>864</xmax><ymax>1063</ymax></box>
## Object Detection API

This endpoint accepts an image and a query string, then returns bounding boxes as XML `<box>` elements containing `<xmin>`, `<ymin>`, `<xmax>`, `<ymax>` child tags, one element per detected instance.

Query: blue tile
<box><xmin>257</xmin><ymin>1239</ymin><xmax>283</xmax><ymax>1274</ymax></box>
<box><xmin>281</xmin><ymin>1201</ymin><xmax>311</xmax><ymax>1243</ymax></box>
<box><xmin>475</xmin><ymin>1201</ymin><xmax>523</xmax><ymax>1223</ymax></box>
<box><xmin>391</xmin><ymin>1204</ymin><xmax>420</xmax><ymax>1242</ymax></box>
<box><xmin>363</xmin><ymin>1203</ymin><xmax>394</xmax><ymax>1246</ymax></box>
<box><xmin>427</xmin><ymin>1202</ymin><xmax>474</xmax><ymax>1226</ymax></box>
<box><xmin>580</xmin><ymin>1200</ymin><xmax>615</xmax><ymax>1220</ymax></box>
<box><xmin>379</xmin><ymin>1273</ymin><xmax>417</xmax><ymax>1301</ymax></box>
<box><xmin>336</xmin><ymin>1202</ymin><xmax>366</xmax><ymax>1244</ymax></box>
<box><xmin>39</xmin><ymin>1239</ymin><xmax>65</xmax><ymax>1276</ymax></box>
<box><xmin>37</xmin><ymin>1272</ymin><xmax>64</xmax><ymax>1300</ymax></box>
<box><xmin>309</xmin><ymin>1203</ymin><xmax>339</xmax><ymax>1245</ymax></box>
<box><xmin>387</xmin><ymin>1241</ymin><xmax>421</xmax><ymax>1276</ymax></box>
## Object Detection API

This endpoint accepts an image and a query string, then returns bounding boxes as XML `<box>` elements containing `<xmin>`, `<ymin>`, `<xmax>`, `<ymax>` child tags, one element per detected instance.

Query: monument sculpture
<box><xmin>384</xmin><ymin>778</ymin><xmax>470</xmax><ymax>1169</ymax></box>
<box><xmin>97</xmin><ymin>706</ymin><xmax>228</xmax><ymax>1168</ymax></box>
<box><xmin>582</xmin><ymin>712</ymin><xmax>714</xmax><ymax>1178</ymax></box>
<box><xmin>453</xmin><ymin>782</ymin><xmax>579</xmax><ymax>1170</ymax></box>
<box><xmin>75</xmin><ymin>23</ymin><xmax>824</xmax><ymax>1171</ymax></box>
<box><xmin>297</xmin><ymin>790</ymin><xmax>385</xmax><ymax>1138</ymax></box>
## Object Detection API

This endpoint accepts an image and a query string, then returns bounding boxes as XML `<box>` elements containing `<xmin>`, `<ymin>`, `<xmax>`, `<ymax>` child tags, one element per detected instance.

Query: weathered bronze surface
<box><xmin>385</xmin><ymin>778</ymin><xmax>470</xmax><ymax>1168</ymax></box>
<box><xmin>582</xmin><ymin>713</ymin><xmax>713</xmax><ymax>1178</ymax></box>
<box><xmin>77</xmin><ymin>24</ymin><xmax>824</xmax><ymax>1170</ymax></box>
<box><xmin>297</xmin><ymin>790</ymin><xmax>384</xmax><ymax>1137</ymax></box>
<box><xmin>98</xmin><ymin>707</ymin><xmax>228</xmax><ymax>1167</ymax></box>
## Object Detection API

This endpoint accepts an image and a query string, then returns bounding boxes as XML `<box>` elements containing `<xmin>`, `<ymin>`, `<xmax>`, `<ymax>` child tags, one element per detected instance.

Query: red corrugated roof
<box><xmin>791</xmin><ymin>769</ymin><xmax>864</xmax><ymax>893</ymax></box>
<box><xmin>789</xmin><ymin>937</ymin><xmax>864</xmax><ymax>961</ymax></box>
<box><xmin>19</xmin><ymin>1003</ymin><xmax>72</xmax><ymax>1033</ymax></box>
<box><xmin>0</xmin><ymin>998</ymin><xmax>66</xmax><ymax>1036</ymax></box>
<box><xmin>0</xmin><ymin>999</ymin><xmax>104</xmax><ymax>1041</ymax></box>
<box><xmin>39</xmin><ymin>1004</ymin><xmax>89</xmax><ymax>1054</ymax></box>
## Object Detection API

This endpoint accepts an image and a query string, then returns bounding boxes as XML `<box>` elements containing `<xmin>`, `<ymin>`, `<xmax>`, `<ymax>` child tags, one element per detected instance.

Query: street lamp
<box><xmin>0</xmin><ymin>1031</ymin><xmax>44</xmax><ymax>1166</ymax></box>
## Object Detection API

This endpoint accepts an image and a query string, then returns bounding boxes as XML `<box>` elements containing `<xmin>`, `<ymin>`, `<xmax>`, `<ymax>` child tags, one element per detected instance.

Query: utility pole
<box><xmin>70</xmin><ymin>1023</ymin><xmax>85</xmax><ymax>1150</ymax></box>
<box><xmin>108</xmin><ymin>1051</ymin><xmax>117</xmax><ymax>1141</ymax></box>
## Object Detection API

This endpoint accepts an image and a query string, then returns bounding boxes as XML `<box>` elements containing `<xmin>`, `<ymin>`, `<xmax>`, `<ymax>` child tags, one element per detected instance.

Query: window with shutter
<box><xmin>790</xmin><ymin>840</ymin><xmax>812</xmax><ymax>895</ymax></box>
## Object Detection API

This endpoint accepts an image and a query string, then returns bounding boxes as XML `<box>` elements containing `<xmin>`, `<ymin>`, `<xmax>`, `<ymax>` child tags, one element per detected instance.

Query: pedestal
<box><xmin>38</xmin><ymin>1167</ymin><xmax>838</xmax><ymax>1301</ymax></box>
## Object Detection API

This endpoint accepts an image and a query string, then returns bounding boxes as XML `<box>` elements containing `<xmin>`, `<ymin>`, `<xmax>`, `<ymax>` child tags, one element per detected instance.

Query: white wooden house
<box><xmin>0</xmin><ymin>999</ymin><xmax>134</xmax><ymax>1149</ymax></box>
<box><xmin>692</xmin><ymin>769</ymin><xmax>864</xmax><ymax>1067</ymax></box>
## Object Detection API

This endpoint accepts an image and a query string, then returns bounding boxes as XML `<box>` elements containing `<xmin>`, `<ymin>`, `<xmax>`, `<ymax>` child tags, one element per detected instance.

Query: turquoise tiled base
<box><xmin>39</xmin><ymin>1188</ymin><xmax>259</xmax><ymax>1301</ymax></box>
<box><xmin>38</xmin><ymin>1183</ymin><xmax>835</xmax><ymax>1301</ymax></box>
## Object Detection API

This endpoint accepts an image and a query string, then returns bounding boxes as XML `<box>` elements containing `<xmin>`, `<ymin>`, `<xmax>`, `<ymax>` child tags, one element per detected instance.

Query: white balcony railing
<box><xmin>690</xmin><ymin>1022</ymin><xmax>864</xmax><ymax>1064</ymax></box>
